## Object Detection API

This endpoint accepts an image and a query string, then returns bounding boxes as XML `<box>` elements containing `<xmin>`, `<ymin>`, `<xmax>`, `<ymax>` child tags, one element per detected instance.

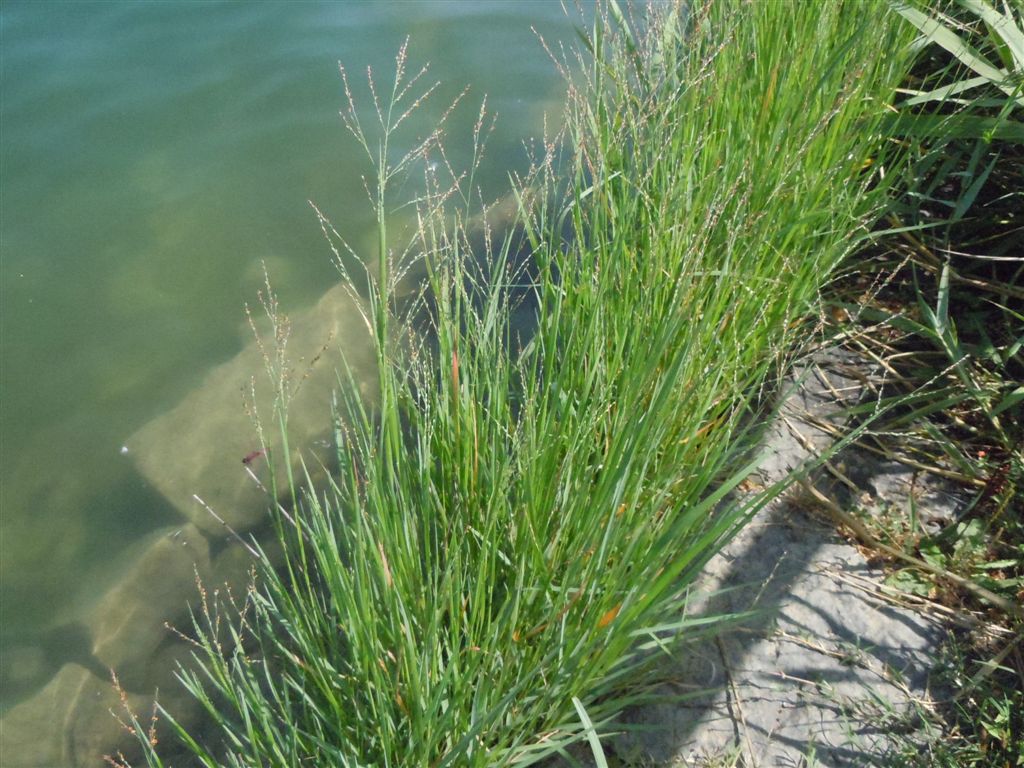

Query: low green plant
<box><xmin>840</xmin><ymin>630</ymin><xmax>1024</xmax><ymax>767</ymax></box>
<box><xmin>821</xmin><ymin>2</ymin><xmax>1022</xmax><ymax>766</ymax></box>
<box><xmin>115</xmin><ymin>2</ymin><xmax>923</xmax><ymax>765</ymax></box>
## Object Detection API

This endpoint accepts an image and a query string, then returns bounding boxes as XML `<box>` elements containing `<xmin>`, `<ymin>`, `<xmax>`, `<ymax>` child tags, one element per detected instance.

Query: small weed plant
<box><xmin>827</xmin><ymin>1</ymin><xmax>1023</xmax><ymax>765</ymax></box>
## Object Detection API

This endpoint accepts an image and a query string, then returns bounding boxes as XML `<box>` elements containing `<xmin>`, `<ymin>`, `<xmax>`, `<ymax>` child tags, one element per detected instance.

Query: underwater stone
<box><xmin>125</xmin><ymin>281</ymin><xmax>377</xmax><ymax>536</ymax></box>
<box><xmin>87</xmin><ymin>524</ymin><xmax>210</xmax><ymax>679</ymax></box>
<box><xmin>112</xmin><ymin>634</ymin><xmax>211</xmax><ymax>739</ymax></box>
<box><xmin>0</xmin><ymin>662</ymin><xmax>144</xmax><ymax>767</ymax></box>
<box><xmin>0</xmin><ymin>622</ymin><xmax>103</xmax><ymax>713</ymax></box>
<box><xmin>209</xmin><ymin>530</ymin><xmax>286</xmax><ymax>594</ymax></box>
<box><xmin>0</xmin><ymin>644</ymin><xmax>49</xmax><ymax>705</ymax></box>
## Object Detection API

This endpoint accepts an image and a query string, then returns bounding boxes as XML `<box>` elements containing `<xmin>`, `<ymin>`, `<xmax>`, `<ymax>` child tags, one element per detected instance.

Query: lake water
<box><xmin>0</xmin><ymin>1</ymin><xmax>575</xmax><ymax>758</ymax></box>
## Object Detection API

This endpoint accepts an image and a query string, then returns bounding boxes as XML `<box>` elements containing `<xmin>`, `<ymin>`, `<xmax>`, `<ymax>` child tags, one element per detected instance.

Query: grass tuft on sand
<box><xmin>116</xmin><ymin>2</ymin><xmax>926</xmax><ymax>765</ymax></box>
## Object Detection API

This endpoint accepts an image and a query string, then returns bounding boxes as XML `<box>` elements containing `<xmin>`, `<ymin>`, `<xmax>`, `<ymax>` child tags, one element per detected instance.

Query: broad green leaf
<box><xmin>978</xmin><ymin>559</ymin><xmax>1022</xmax><ymax>570</ymax></box>
<box><xmin>992</xmin><ymin>385</ymin><xmax>1024</xmax><ymax>417</ymax></box>
<box><xmin>886</xmin><ymin>569</ymin><xmax>934</xmax><ymax>597</ymax></box>
<box><xmin>901</xmin><ymin>74</ymin><xmax>1004</xmax><ymax>105</ymax></box>
<box><xmin>936</xmin><ymin>263</ymin><xmax>951</xmax><ymax>334</ymax></box>
<box><xmin>879</xmin><ymin>111</ymin><xmax>1024</xmax><ymax>142</ymax></box>
<box><xmin>572</xmin><ymin>697</ymin><xmax>610</xmax><ymax>768</ymax></box>
<box><xmin>920</xmin><ymin>542</ymin><xmax>948</xmax><ymax>569</ymax></box>
<box><xmin>894</xmin><ymin>1</ymin><xmax>1024</xmax><ymax>105</ymax></box>
<box><xmin>959</xmin><ymin>0</ymin><xmax>1024</xmax><ymax>72</ymax></box>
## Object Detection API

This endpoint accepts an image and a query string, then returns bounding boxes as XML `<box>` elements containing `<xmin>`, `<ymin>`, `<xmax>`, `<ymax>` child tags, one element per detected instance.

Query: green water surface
<box><xmin>0</xmin><ymin>0</ymin><xmax>574</xmax><ymax>714</ymax></box>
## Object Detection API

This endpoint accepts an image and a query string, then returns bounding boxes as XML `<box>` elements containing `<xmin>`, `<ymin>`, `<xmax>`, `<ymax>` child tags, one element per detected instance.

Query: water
<box><xmin>0</xmin><ymin>0</ymin><xmax>575</xmax><ymax>742</ymax></box>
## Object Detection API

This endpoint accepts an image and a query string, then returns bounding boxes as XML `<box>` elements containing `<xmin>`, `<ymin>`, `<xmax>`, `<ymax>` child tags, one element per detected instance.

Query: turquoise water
<box><xmin>0</xmin><ymin>0</ymin><xmax>574</xmax><ymax>722</ymax></box>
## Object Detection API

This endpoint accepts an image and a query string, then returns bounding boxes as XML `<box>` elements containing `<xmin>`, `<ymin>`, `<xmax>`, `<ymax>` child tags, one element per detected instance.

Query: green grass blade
<box><xmin>894</xmin><ymin>1</ymin><xmax>1024</xmax><ymax>104</ymax></box>
<box><xmin>571</xmin><ymin>697</ymin><xmax>610</xmax><ymax>768</ymax></box>
<box><xmin>959</xmin><ymin>0</ymin><xmax>1024</xmax><ymax>71</ymax></box>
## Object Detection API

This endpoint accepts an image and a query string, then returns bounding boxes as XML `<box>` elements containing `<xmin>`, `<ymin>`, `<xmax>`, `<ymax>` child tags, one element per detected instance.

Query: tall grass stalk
<box><xmin>127</xmin><ymin>2</ymin><xmax>920</xmax><ymax>765</ymax></box>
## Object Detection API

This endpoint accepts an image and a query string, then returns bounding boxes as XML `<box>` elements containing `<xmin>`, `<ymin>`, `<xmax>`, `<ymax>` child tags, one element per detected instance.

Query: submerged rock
<box><xmin>0</xmin><ymin>623</ymin><xmax>102</xmax><ymax>713</ymax></box>
<box><xmin>0</xmin><ymin>662</ymin><xmax>144</xmax><ymax>767</ymax></box>
<box><xmin>87</xmin><ymin>524</ymin><xmax>210</xmax><ymax>680</ymax></box>
<box><xmin>125</xmin><ymin>281</ymin><xmax>377</xmax><ymax>536</ymax></box>
<box><xmin>210</xmin><ymin>528</ymin><xmax>286</xmax><ymax>592</ymax></box>
<box><xmin>0</xmin><ymin>644</ymin><xmax>49</xmax><ymax>708</ymax></box>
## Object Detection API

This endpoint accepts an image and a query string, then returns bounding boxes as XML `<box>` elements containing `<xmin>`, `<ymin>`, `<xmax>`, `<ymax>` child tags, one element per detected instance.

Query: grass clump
<box><xmin>122</xmin><ymin>2</ymin><xmax>922</xmax><ymax>765</ymax></box>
